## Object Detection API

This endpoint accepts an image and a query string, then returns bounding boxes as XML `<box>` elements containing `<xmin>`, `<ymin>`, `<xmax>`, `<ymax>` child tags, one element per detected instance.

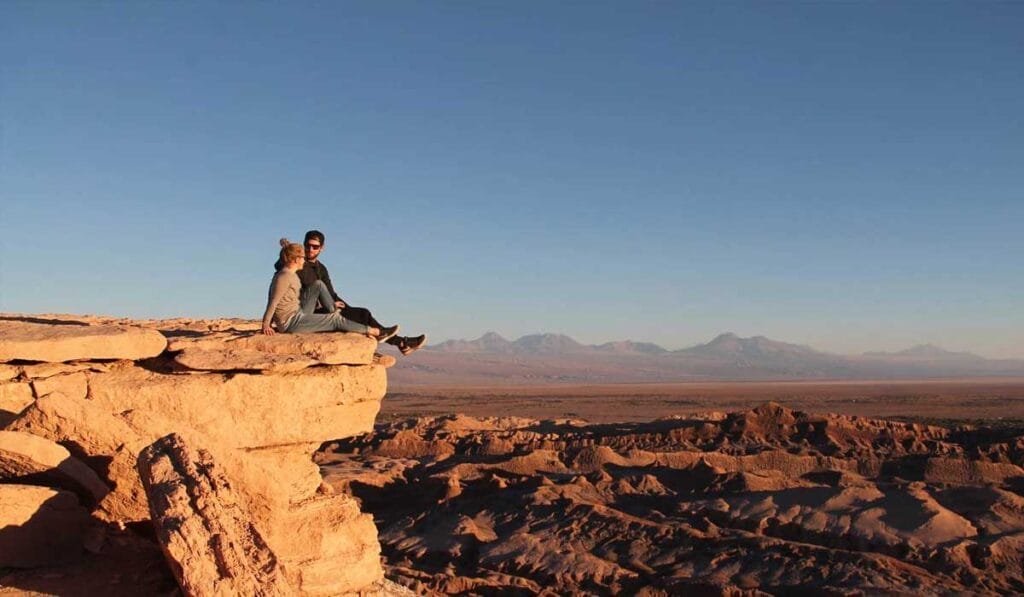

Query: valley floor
<box><xmin>382</xmin><ymin>377</ymin><xmax>1024</xmax><ymax>424</ymax></box>
<box><xmin>322</xmin><ymin>393</ymin><xmax>1024</xmax><ymax>595</ymax></box>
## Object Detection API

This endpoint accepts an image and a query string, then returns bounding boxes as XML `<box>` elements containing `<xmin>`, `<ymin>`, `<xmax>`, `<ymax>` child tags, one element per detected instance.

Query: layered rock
<box><xmin>0</xmin><ymin>317</ymin><xmax>166</xmax><ymax>363</ymax></box>
<box><xmin>0</xmin><ymin>314</ymin><xmax>393</xmax><ymax>596</ymax></box>
<box><xmin>0</xmin><ymin>430</ymin><xmax>109</xmax><ymax>505</ymax></box>
<box><xmin>138</xmin><ymin>433</ymin><xmax>295</xmax><ymax>596</ymax></box>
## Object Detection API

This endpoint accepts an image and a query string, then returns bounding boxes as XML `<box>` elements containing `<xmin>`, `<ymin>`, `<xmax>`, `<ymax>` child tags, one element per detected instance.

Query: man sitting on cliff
<box><xmin>274</xmin><ymin>230</ymin><xmax>427</xmax><ymax>355</ymax></box>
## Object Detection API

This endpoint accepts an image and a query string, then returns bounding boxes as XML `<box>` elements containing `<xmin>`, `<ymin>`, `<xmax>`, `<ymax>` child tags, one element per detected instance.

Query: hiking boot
<box><xmin>376</xmin><ymin>325</ymin><xmax>400</xmax><ymax>343</ymax></box>
<box><xmin>399</xmin><ymin>334</ymin><xmax>427</xmax><ymax>356</ymax></box>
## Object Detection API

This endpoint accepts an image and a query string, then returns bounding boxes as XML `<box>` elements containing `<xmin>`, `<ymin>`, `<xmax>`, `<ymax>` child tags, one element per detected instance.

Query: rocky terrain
<box><xmin>5</xmin><ymin>313</ymin><xmax>1024</xmax><ymax>596</ymax></box>
<box><xmin>320</xmin><ymin>404</ymin><xmax>1024</xmax><ymax>595</ymax></box>
<box><xmin>0</xmin><ymin>314</ymin><xmax>407</xmax><ymax>596</ymax></box>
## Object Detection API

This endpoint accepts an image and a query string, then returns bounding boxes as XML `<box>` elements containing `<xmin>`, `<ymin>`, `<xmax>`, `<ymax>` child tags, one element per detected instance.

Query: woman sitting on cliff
<box><xmin>262</xmin><ymin>239</ymin><xmax>400</xmax><ymax>340</ymax></box>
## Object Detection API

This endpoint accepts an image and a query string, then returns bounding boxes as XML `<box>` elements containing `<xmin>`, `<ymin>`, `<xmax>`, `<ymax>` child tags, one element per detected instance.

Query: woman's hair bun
<box><xmin>280</xmin><ymin>238</ymin><xmax>291</xmax><ymax>248</ymax></box>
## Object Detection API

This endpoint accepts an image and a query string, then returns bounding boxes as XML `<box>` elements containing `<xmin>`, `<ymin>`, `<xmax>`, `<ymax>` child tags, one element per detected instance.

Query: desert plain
<box><xmin>381</xmin><ymin>378</ymin><xmax>1024</xmax><ymax>424</ymax></box>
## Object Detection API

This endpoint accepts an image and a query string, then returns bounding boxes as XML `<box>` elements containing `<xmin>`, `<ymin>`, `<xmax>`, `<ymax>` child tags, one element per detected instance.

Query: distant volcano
<box><xmin>391</xmin><ymin>332</ymin><xmax>1024</xmax><ymax>385</ymax></box>
<box><xmin>863</xmin><ymin>344</ymin><xmax>985</xmax><ymax>361</ymax></box>
<box><xmin>675</xmin><ymin>332</ymin><xmax>821</xmax><ymax>358</ymax></box>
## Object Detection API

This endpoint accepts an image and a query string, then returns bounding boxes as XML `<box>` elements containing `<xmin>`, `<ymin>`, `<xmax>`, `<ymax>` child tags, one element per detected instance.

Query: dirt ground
<box><xmin>383</xmin><ymin>377</ymin><xmax>1024</xmax><ymax>425</ymax></box>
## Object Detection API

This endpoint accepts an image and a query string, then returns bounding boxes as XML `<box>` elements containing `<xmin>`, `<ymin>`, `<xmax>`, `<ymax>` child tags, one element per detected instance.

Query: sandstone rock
<box><xmin>0</xmin><ymin>528</ymin><xmax>178</xmax><ymax>596</ymax></box>
<box><xmin>86</xmin><ymin>430</ymin><xmax>296</xmax><ymax>525</ymax></box>
<box><xmin>19</xmin><ymin>362</ymin><xmax>90</xmax><ymax>379</ymax></box>
<box><xmin>6</xmin><ymin>393</ymin><xmax>152</xmax><ymax>521</ymax></box>
<box><xmin>244</xmin><ymin>444</ymin><xmax>326</xmax><ymax>505</ymax></box>
<box><xmin>0</xmin><ymin>485</ymin><xmax>88</xmax><ymax>567</ymax></box>
<box><xmin>89</xmin><ymin>364</ymin><xmax>385</xmax><ymax>448</ymax></box>
<box><xmin>373</xmin><ymin>353</ymin><xmax>397</xmax><ymax>368</ymax></box>
<box><xmin>7</xmin><ymin>392</ymin><xmax>141</xmax><ymax>458</ymax></box>
<box><xmin>0</xmin><ymin>381</ymin><xmax>34</xmax><ymax>421</ymax></box>
<box><xmin>137</xmin><ymin>433</ymin><xmax>295</xmax><ymax>597</ymax></box>
<box><xmin>6</xmin><ymin>391</ymin><xmax>361</xmax><ymax>524</ymax></box>
<box><xmin>0</xmin><ymin>364</ymin><xmax>19</xmax><ymax>381</ymax></box>
<box><xmin>174</xmin><ymin>348</ymin><xmax>318</xmax><ymax>373</ymax></box>
<box><xmin>0</xmin><ymin>430</ymin><xmax>109</xmax><ymax>505</ymax></box>
<box><xmin>93</xmin><ymin>446</ymin><xmax>150</xmax><ymax>523</ymax></box>
<box><xmin>268</xmin><ymin>493</ymin><xmax>383</xmax><ymax>595</ymax></box>
<box><xmin>0</xmin><ymin>318</ymin><xmax>167</xmax><ymax>363</ymax></box>
<box><xmin>168</xmin><ymin>331</ymin><xmax>376</xmax><ymax>367</ymax></box>
<box><xmin>4</xmin><ymin>317</ymin><xmax>390</xmax><ymax>596</ymax></box>
<box><xmin>31</xmin><ymin>371</ymin><xmax>88</xmax><ymax>401</ymax></box>
<box><xmin>149</xmin><ymin>317</ymin><xmax>261</xmax><ymax>335</ymax></box>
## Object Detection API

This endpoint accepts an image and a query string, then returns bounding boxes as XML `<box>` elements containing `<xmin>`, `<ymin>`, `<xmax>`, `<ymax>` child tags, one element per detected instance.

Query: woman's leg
<box><xmin>300</xmin><ymin>280</ymin><xmax>336</xmax><ymax>314</ymax></box>
<box><xmin>285</xmin><ymin>311</ymin><xmax>370</xmax><ymax>335</ymax></box>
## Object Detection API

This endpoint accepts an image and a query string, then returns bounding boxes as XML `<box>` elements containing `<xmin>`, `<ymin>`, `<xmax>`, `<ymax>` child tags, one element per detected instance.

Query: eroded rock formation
<box><xmin>320</xmin><ymin>404</ymin><xmax>1024</xmax><ymax>595</ymax></box>
<box><xmin>0</xmin><ymin>314</ymin><xmax>396</xmax><ymax>596</ymax></box>
<box><xmin>138</xmin><ymin>433</ymin><xmax>295</xmax><ymax>596</ymax></box>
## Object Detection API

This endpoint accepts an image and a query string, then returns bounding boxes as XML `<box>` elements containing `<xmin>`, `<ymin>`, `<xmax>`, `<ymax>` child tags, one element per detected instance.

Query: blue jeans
<box><xmin>300</xmin><ymin>280</ymin><xmax>336</xmax><ymax>315</ymax></box>
<box><xmin>285</xmin><ymin>281</ymin><xmax>369</xmax><ymax>334</ymax></box>
<box><xmin>284</xmin><ymin>310</ymin><xmax>370</xmax><ymax>334</ymax></box>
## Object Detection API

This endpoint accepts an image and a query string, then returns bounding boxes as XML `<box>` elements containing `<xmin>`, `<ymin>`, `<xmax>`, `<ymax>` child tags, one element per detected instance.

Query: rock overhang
<box><xmin>0</xmin><ymin>314</ymin><xmax>391</xmax><ymax>595</ymax></box>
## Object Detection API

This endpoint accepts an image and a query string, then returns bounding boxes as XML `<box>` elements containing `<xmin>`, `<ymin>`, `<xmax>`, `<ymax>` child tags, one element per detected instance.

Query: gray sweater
<box><xmin>262</xmin><ymin>270</ymin><xmax>301</xmax><ymax>329</ymax></box>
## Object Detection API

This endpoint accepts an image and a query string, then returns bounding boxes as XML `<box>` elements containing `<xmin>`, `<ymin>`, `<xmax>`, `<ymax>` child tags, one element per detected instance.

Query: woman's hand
<box><xmin>262</xmin><ymin>324</ymin><xmax>275</xmax><ymax>336</ymax></box>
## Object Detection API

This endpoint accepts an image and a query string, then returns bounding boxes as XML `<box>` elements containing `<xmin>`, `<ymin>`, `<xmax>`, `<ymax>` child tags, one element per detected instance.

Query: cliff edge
<box><xmin>0</xmin><ymin>314</ymin><xmax>403</xmax><ymax>596</ymax></box>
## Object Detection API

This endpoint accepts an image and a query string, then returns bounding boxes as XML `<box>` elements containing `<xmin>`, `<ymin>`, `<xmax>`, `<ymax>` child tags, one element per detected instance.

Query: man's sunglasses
<box><xmin>305</xmin><ymin>243</ymin><xmax>322</xmax><ymax>250</ymax></box>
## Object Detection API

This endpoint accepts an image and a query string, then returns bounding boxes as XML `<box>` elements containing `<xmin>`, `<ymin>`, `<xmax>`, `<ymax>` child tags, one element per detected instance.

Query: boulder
<box><xmin>0</xmin><ymin>485</ymin><xmax>89</xmax><ymax>567</ymax></box>
<box><xmin>137</xmin><ymin>433</ymin><xmax>295</xmax><ymax>597</ymax></box>
<box><xmin>0</xmin><ymin>318</ymin><xmax>167</xmax><ymax>363</ymax></box>
<box><xmin>0</xmin><ymin>430</ymin><xmax>109</xmax><ymax>505</ymax></box>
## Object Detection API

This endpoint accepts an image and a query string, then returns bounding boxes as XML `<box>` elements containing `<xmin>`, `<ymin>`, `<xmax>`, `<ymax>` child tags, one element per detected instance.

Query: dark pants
<box><xmin>341</xmin><ymin>306</ymin><xmax>402</xmax><ymax>347</ymax></box>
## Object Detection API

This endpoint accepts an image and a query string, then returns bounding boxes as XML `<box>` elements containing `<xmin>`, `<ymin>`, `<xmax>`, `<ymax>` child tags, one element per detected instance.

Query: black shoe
<box><xmin>376</xmin><ymin>325</ymin><xmax>400</xmax><ymax>343</ymax></box>
<box><xmin>399</xmin><ymin>334</ymin><xmax>427</xmax><ymax>355</ymax></box>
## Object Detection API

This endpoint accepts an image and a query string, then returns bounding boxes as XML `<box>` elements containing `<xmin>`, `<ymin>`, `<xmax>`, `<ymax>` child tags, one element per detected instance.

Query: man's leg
<box><xmin>341</xmin><ymin>306</ymin><xmax>402</xmax><ymax>347</ymax></box>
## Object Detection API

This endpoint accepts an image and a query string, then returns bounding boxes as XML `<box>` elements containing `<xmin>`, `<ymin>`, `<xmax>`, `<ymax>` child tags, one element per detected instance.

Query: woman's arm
<box><xmin>261</xmin><ymin>272</ymin><xmax>288</xmax><ymax>335</ymax></box>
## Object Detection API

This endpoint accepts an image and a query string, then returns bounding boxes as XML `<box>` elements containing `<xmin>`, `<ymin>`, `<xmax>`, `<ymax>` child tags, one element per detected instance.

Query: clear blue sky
<box><xmin>2</xmin><ymin>2</ymin><xmax>1022</xmax><ymax>357</ymax></box>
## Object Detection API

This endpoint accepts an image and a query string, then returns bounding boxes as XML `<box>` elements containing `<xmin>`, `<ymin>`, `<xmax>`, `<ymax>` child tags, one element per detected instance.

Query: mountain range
<box><xmin>387</xmin><ymin>332</ymin><xmax>1024</xmax><ymax>385</ymax></box>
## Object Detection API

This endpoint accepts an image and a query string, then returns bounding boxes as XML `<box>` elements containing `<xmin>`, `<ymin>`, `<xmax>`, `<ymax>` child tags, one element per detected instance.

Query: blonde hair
<box><xmin>279</xmin><ymin>238</ymin><xmax>304</xmax><ymax>265</ymax></box>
